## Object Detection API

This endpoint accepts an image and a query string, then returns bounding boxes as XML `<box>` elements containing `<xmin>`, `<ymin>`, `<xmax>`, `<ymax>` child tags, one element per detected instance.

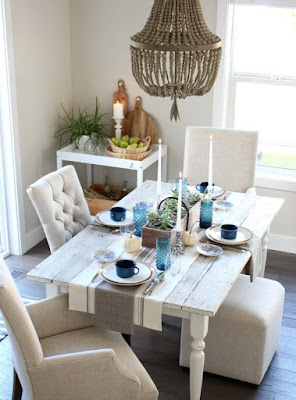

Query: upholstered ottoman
<box><xmin>179</xmin><ymin>275</ymin><xmax>285</xmax><ymax>385</ymax></box>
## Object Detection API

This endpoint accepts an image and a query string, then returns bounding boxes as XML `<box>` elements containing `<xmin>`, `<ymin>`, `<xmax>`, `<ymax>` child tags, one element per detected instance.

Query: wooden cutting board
<box><xmin>122</xmin><ymin>97</ymin><xmax>157</xmax><ymax>142</ymax></box>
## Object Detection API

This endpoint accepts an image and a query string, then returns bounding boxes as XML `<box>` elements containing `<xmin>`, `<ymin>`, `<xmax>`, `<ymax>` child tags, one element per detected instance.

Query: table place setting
<box><xmin>69</xmin><ymin>200</ymin><xmax>202</xmax><ymax>334</ymax></box>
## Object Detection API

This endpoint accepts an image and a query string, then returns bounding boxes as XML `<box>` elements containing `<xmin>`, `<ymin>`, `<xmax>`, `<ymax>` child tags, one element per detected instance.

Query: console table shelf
<box><xmin>56</xmin><ymin>143</ymin><xmax>168</xmax><ymax>187</ymax></box>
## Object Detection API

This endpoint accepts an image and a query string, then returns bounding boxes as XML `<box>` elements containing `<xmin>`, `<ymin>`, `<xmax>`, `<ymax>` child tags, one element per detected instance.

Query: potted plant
<box><xmin>142</xmin><ymin>190</ymin><xmax>200</xmax><ymax>248</ymax></box>
<box><xmin>54</xmin><ymin>97</ymin><xmax>110</xmax><ymax>153</ymax></box>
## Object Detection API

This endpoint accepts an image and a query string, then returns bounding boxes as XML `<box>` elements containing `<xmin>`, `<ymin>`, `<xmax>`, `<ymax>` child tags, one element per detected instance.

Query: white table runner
<box><xmin>69</xmin><ymin>236</ymin><xmax>198</xmax><ymax>331</ymax></box>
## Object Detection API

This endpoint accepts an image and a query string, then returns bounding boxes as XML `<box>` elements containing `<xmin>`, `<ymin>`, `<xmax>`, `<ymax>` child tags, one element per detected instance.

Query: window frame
<box><xmin>0</xmin><ymin>0</ymin><xmax>25</xmax><ymax>256</ymax></box>
<box><xmin>213</xmin><ymin>0</ymin><xmax>296</xmax><ymax>191</ymax></box>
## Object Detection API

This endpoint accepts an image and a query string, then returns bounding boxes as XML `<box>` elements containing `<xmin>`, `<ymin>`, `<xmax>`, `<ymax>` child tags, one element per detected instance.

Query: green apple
<box><xmin>130</xmin><ymin>137</ymin><xmax>140</xmax><ymax>144</ymax></box>
<box><xmin>121</xmin><ymin>135</ymin><xmax>130</xmax><ymax>142</ymax></box>
<box><xmin>119</xmin><ymin>141</ymin><xmax>128</xmax><ymax>148</ymax></box>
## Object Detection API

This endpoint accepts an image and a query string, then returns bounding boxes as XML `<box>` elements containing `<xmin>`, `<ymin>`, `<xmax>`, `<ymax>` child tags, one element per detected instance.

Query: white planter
<box><xmin>76</xmin><ymin>135</ymin><xmax>90</xmax><ymax>151</ymax></box>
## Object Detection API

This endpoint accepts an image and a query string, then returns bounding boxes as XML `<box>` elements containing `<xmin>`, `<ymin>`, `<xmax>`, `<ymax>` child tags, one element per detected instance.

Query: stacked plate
<box><xmin>196</xmin><ymin>185</ymin><xmax>225</xmax><ymax>199</ymax></box>
<box><xmin>206</xmin><ymin>225</ymin><xmax>254</xmax><ymax>246</ymax></box>
<box><xmin>95</xmin><ymin>210</ymin><xmax>133</xmax><ymax>227</ymax></box>
<box><xmin>100</xmin><ymin>261</ymin><xmax>155</xmax><ymax>286</ymax></box>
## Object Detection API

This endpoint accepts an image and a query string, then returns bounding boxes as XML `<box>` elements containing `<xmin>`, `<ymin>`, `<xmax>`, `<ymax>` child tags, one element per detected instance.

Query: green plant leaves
<box><xmin>53</xmin><ymin>97</ymin><xmax>110</xmax><ymax>149</ymax></box>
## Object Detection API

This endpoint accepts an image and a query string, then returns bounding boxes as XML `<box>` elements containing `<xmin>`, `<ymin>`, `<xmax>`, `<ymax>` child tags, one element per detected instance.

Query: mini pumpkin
<box><xmin>122</xmin><ymin>231</ymin><xmax>141</xmax><ymax>253</ymax></box>
<box><xmin>181</xmin><ymin>223</ymin><xmax>199</xmax><ymax>246</ymax></box>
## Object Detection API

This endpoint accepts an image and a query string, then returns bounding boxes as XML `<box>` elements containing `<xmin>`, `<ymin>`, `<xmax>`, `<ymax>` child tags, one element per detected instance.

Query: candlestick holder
<box><xmin>113</xmin><ymin>117</ymin><xmax>123</xmax><ymax>139</ymax></box>
<box><xmin>172</xmin><ymin>230</ymin><xmax>185</xmax><ymax>256</ymax></box>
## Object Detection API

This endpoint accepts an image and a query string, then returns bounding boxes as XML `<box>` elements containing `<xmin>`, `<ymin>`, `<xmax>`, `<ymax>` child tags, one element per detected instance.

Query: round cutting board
<box><xmin>121</xmin><ymin>97</ymin><xmax>157</xmax><ymax>142</ymax></box>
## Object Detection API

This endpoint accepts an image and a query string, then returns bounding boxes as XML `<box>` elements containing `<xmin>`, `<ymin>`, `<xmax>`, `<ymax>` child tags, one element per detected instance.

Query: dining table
<box><xmin>27</xmin><ymin>180</ymin><xmax>284</xmax><ymax>400</ymax></box>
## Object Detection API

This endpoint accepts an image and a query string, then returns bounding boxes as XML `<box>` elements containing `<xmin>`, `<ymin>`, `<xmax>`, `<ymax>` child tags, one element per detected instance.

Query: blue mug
<box><xmin>221</xmin><ymin>224</ymin><xmax>238</xmax><ymax>240</ymax></box>
<box><xmin>196</xmin><ymin>182</ymin><xmax>215</xmax><ymax>194</ymax></box>
<box><xmin>115</xmin><ymin>260</ymin><xmax>139</xmax><ymax>278</ymax></box>
<box><xmin>110</xmin><ymin>207</ymin><xmax>126</xmax><ymax>222</ymax></box>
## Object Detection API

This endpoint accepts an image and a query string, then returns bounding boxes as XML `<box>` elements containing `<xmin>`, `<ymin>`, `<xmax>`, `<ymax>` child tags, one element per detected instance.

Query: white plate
<box><xmin>206</xmin><ymin>225</ymin><xmax>253</xmax><ymax>246</ymax></box>
<box><xmin>91</xmin><ymin>250</ymin><xmax>119</xmax><ymax>263</ymax></box>
<box><xmin>214</xmin><ymin>200</ymin><xmax>234</xmax><ymax>211</ymax></box>
<box><xmin>197</xmin><ymin>244</ymin><xmax>223</xmax><ymax>257</ymax></box>
<box><xmin>95</xmin><ymin>210</ymin><xmax>133</xmax><ymax>227</ymax></box>
<box><xmin>100</xmin><ymin>261</ymin><xmax>154</xmax><ymax>286</ymax></box>
<box><xmin>196</xmin><ymin>185</ymin><xmax>224</xmax><ymax>199</ymax></box>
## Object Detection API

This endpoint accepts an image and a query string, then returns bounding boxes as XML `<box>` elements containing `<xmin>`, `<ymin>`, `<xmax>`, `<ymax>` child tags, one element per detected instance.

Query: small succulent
<box><xmin>171</xmin><ymin>189</ymin><xmax>200</xmax><ymax>208</ymax></box>
<box><xmin>146</xmin><ymin>191</ymin><xmax>199</xmax><ymax>231</ymax></box>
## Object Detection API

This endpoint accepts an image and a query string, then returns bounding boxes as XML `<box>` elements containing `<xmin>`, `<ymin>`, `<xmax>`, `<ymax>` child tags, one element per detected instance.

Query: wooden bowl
<box><xmin>108</xmin><ymin>136</ymin><xmax>151</xmax><ymax>154</ymax></box>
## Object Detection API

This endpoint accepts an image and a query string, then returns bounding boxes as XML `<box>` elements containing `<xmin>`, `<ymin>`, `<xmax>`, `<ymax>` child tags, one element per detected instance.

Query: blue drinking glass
<box><xmin>175</xmin><ymin>177</ymin><xmax>188</xmax><ymax>195</ymax></box>
<box><xmin>156</xmin><ymin>237</ymin><xmax>171</xmax><ymax>270</ymax></box>
<box><xmin>133</xmin><ymin>205</ymin><xmax>147</xmax><ymax>237</ymax></box>
<box><xmin>199</xmin><ymin>198</ymin><xmax>213</xmax><ymax>229</ymax></box>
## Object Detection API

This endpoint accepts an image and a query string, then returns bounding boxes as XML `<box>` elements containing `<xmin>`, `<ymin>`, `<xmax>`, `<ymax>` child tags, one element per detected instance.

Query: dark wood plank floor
<box><xmin>1</xmin><ymin>242</ymin><xmax>296</xmax><ymax>400</ymax></box>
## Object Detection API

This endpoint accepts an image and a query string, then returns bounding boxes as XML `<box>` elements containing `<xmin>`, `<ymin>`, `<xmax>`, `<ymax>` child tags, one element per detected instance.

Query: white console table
<box><xmin>56</xmin><ymin>143</ymin><xmax>168</xmax><ymax>187</ymax></box>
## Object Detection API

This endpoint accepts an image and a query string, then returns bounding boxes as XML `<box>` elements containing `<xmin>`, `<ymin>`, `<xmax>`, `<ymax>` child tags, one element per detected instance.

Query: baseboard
<box><xmin>22</xmin><ymin>225</ymin><xmax>45</xmax><ymax>255</ymax></box>
<box><xmin>268</xmin><ymin>233</ymin><xmax>296</xmax><ymax>254</ymax></box>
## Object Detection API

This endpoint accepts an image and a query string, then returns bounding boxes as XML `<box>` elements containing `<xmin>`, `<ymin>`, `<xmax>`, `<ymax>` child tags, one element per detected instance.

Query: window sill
<box><xmin>255</xmin><ymin>166</ymin><xmax>296</xmax><ymax>192</ymax></box>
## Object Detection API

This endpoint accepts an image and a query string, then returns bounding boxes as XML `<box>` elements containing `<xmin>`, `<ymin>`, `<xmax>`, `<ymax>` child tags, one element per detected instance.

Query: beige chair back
<box><xmin>183</xmin><ymin>127</ymin><xmax>258</xmax><ymax>192</ymax></box>
<box><xmin>27</xmin><ymin>165</ymin><xmax>92</xmax><ymax>253</ymax></box>
<box><xmin>0</xmin><ymin>258</ymin><xmax>43</xmax><ymax>397</ymax></box>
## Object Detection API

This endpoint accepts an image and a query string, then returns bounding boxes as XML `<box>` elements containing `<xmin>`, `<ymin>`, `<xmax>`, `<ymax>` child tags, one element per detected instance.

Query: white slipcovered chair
<box><xmin>0</xmin><ymin>258</ymin><xmax>158</xmax><ymax>400</ymax></box>
<box><xmin>180</xmin><ymin>127</ymin><xmax>283</xmax><ymax>384</ymax></box>
<box><xmin>183</xmin><ymin>126</ymin><xmax>258</xmax><ymax>192</ymax></box>
<box><xmin>27</xmin><ymin>165</ymin><xmax>92</xmax><ymax>253</ymax></box>
<box><xmin>180</xmin><ymin>275</ymin><xmax>285</xmax><ymax>385</ymax></box>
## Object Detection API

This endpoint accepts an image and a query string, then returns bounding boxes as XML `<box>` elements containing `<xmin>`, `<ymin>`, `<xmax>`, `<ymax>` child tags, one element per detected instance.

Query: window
<box><xmin>215</xmin><ymin>0</ymin><xmax>296</xmax><ymax>178</ymax></box>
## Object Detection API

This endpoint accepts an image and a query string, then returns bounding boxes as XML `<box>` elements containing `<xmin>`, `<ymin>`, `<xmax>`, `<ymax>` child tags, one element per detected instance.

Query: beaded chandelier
<box><xmin>130</xmin><ymin>0</ymin><xmax>222</xmax><ymax>121</ymax></box>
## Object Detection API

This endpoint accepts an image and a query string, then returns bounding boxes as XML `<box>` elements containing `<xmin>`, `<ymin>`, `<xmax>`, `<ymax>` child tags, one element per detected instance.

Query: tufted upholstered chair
<box><xmin>0</xmin><ymin>258</ymin><xmax>159</xmax><ymax>400</ymax></box>
<box><xmin>27</xmin><ymin>165</ymin><xmax>92</xmax><ymax>253</ymax></box>
<box><xmin>183</xmin><ymin>127</ymin><xmax>258</xmax><ymax>193</ymax></box>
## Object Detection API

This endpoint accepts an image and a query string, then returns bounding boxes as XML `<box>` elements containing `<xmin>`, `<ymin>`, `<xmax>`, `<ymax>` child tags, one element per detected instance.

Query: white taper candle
<box><xmin>208</xmin><ymin>134</ymin><xmax>213</xmax><ymax>193</ymax></box>
<box><xmin>176</xmin><ymin>171</ymin><xmax>183</xmax><ymax>231</ymax></box>
<box><xmin>157</xmin><ymin>139</ymin><xmax>162</xmax><ymax>195</ymax></box>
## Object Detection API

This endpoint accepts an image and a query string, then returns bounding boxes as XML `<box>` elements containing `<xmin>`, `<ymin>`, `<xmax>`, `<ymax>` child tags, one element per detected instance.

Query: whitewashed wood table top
<box><xmin>27</xmin><ymin>181</ymin><xmax>284</xmax><ymax>317</ymax></box>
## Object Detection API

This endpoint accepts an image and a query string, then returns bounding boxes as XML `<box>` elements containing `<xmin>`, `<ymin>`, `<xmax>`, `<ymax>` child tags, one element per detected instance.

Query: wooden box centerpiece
<box><xmin>142</xmin><ymin>190</ymin><xmax>200</xmax><ymax>248</ymax></box>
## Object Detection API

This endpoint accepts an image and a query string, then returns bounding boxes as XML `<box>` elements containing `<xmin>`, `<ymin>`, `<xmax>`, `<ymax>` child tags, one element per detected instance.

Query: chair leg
<box><xmin>12</xmin><ymin>369</ymin><xmax>22</xmax><ymax>400</ymax></box>
<box><xmin>122</xmin><ymin>334</ymin><xmax>131</xmax><ymax>346</ymax></box>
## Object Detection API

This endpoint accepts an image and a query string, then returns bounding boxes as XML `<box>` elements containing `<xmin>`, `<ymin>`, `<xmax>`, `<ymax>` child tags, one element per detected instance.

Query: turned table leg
<box><xmin>190</xmin><ymin>314</ymin><xmax>209</xmax><ymax>400</ymax></box>
<box><xmin>260</xmin><ymin>229</ymin><xmax>270</xmax><ymax>277</ymax></box>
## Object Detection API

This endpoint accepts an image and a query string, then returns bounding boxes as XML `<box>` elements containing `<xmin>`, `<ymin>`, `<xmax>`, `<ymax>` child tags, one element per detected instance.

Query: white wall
<box><xmin>7</xmin><ymin>0</ymin><xmax>295</xmax><ymax>254</ymax></box>
<box><xmin>68</xmin><ymin>0</ymin><xmax>296</xmax><ymax>254</ymax></box>
<box><xmin>10</xmin><ymin>0</ymin><xmax>72</xmax><ymax>252</ymax></box>
<box><xmin>69</xmin><ymin>0</ymin><xmax>218</xmax><ymax>187</ymax></box>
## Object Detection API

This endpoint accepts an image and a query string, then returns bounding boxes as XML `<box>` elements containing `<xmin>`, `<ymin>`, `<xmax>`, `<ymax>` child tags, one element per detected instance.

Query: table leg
<box><xmin>86</xmin><ymin>164</ymin><xmax>93</xmax><ymax>187</ymax></box>
<box><xmin>136</xmin><ymin>168</ymin><xmax>144</xmax><ymax>187</ymax></box>
<box><xmin>46</xmin><ymin>283</ymin><xmax>61</xmax><ymax>298</ymax></box>
<box><xmin>190</xmin><ymin>314</ymin><xmax>209</xmax><ymax>400</ymax></box>
<box><xmin>260</xmin><ymin>229</ymin><xmax>269</xmax><ymax>277</ymax></box>
<box><xmin>57</xmin><ymin>155</ymin><xmax>63</xmax><ymax>170</ymax></box>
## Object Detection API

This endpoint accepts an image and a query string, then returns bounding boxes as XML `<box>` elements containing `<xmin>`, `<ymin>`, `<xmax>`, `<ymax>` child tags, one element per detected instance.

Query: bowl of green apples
<box><xmin>108</xmin><ymin>136</ymin><xmax>151</xmax><ymax>154</ymax></box>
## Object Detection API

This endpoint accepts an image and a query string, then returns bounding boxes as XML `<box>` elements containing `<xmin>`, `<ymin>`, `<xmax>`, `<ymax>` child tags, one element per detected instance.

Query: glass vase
<box><xmin>175</xmin><ymin>177</ymin><xmax>188</xmax><ymax>195</ymax></box>
<box><xmin>133</xmin><ymin>205</ymin><xmax>147</xmax><ymax>237</ymax></box>
<box><xmin>199</xmin><ymin>198</ymin><xmax>213</xmax><ymax>229</ymax></box>
<box><xmin>156</xmin><ymin>237</ymin><xmax>171</xmax><ymax>271</ymax></box>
